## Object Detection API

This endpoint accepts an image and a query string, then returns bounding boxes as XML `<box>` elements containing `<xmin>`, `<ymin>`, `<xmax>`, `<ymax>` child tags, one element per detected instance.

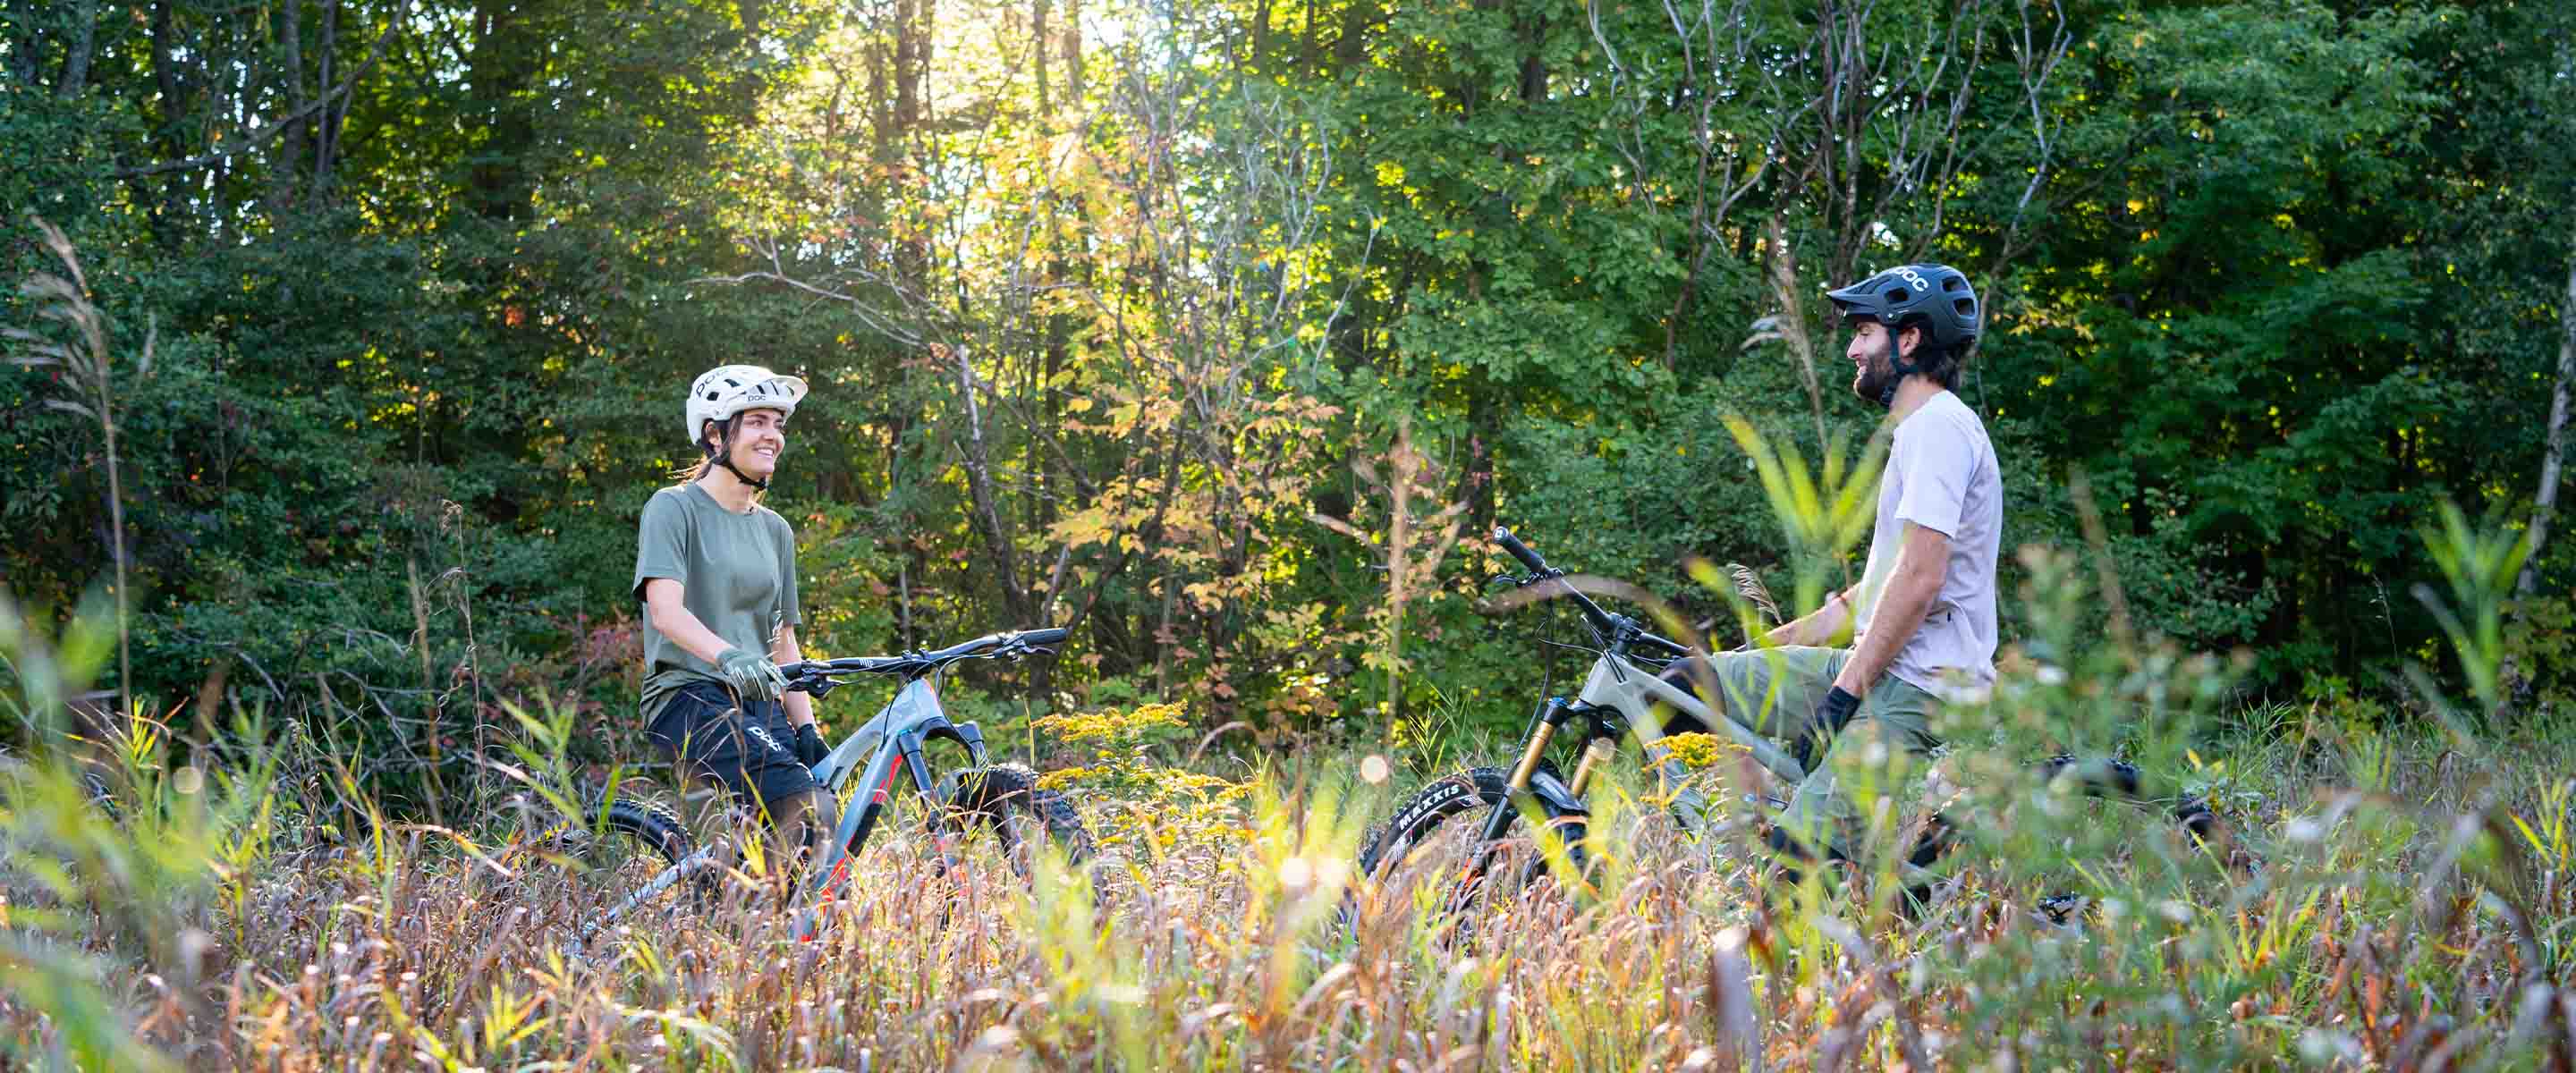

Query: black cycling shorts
<box><xmin>645</xmin><ymin>681</ymin><xmax>821</xmax><ymax>819</ymax></box>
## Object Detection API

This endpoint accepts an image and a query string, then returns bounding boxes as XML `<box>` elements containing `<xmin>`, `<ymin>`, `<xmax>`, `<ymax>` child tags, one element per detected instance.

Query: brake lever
<box><xmin>1487</xmin><ymin>569</ymin><xmax>1563</xmax><ymax>591</ymax></box>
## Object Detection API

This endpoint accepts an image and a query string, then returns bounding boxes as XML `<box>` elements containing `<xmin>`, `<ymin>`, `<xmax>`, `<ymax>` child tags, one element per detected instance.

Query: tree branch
<box><xmin>111</xmin><ymin>13</ymin><xmax>399</xmax><ymax>180</ymax></box>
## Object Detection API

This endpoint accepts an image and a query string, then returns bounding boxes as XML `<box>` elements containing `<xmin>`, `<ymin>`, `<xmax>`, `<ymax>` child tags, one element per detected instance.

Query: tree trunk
<box><xmin>954</xmin><ymin>346</ymin><xmax>1030</xmax><ymax>621</ymax></box>
<box><xmin>891</xmin><ymin>0</ymin><xmax>931</xmax><ymax>141</ymax></box>
<box><xmin>6</xmin><ymin>0</ymin><xmax>34</xmax><ymax>83</ymax></box>
<box><xmin>2519</xmin><ymin>235</ymin><xmax>2576</xmax><ymax>597</ymax></box>
<box><xmin>1031</xmin><ymin>0</ymin><xmax>1050</xmax><ymax>112</ymax></box>
<box><xmin>275</xmin><ymin>0</ymin><xmax>306</xmax><ymax>207</ymax></box>
<box><xmin>54</xmin><ymin>0</ymin><xmax>97</xmax><ymax>99</ymax></box>
<box><xmin>314</xmin><ymin>0</ymin><xmax>339</xmax><ymax>190</ymax></box>
<box><xmin>1058</xmin><ymin>0</ymin><xmax>1082</xmax><ymax>101</ymax></box>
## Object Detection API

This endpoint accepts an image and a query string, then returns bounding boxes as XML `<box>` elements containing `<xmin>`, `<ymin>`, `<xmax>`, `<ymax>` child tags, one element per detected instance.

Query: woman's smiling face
<box><xmin>725</xmin><ymin>408</ymin><xmax>789</xmax><ymax>480</ymax></box>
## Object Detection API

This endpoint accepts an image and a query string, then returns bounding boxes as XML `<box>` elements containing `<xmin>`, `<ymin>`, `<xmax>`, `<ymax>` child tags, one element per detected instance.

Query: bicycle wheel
<box><xmin>1350</xmin><ymin>765</ymin><xmax>1589</xmax><ymax>928</ymax></box>
<box><xmin>561</xmin><ymin>797</ymin><xmax>717</xmax><ymax>956</ymax></box>
<box><xmin>936</xmin><ymin>764</ymin><xmax>1096</xmax><ymax>877</ymax></box>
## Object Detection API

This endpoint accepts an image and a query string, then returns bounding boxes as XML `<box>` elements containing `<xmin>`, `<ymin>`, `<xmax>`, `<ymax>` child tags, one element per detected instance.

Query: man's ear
<box><xmin>1898</xmin><ymin>325</ymin><xmax>1924</xmax><ymax>359</ymax></box>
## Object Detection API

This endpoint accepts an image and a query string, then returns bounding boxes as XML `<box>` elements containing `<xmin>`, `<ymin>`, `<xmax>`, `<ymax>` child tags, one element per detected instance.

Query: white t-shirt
<box><xmin>1852</xmin><ymin>390</ymin><xmax>2004</xmax><ymax>693</ymax></box>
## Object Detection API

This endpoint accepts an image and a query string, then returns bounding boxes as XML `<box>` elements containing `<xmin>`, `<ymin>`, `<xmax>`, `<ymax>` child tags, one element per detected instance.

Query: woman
<box><xmin>631</xmin><ymin>364</ymin><xmax>837</xmax><ymax>867</ymax></box>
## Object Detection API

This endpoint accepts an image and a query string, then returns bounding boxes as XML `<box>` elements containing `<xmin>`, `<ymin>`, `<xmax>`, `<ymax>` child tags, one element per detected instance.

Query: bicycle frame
<box><xmin>1468</xmin><ymin>635</ymin><xmax>1806</xmax><ymax>848</ymax></box>
<box><xmin>1564</xmin><ymin>646</ymin><xmax>1808</xmax><ymax>828</ymax></box>
<box><xmin>581</xmin><ymin>680</ymin><xmax>983</xmax><ymax>939</ymax></box>
<box><xmin>1437</xmin><ymin>527</ymin><xmax>2230</xmax><ymax>909</ymax></box>
<box><xmin>800</xmin><ymin>674</ymin><xmax>992</xmax><ymax>894</ymax></box>
<box><xmin>1460</xmin><ymin>526</ymin><xmax>1830</xmax><ymax>883</ymax></box>
<box><xmin>579</xmin><ymin>629</ymin><xmax>1060</xmax><ymax>950</ymax></box>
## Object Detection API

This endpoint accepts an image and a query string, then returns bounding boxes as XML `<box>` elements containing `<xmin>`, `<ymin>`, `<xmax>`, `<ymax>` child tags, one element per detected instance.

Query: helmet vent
<box><xmin>1954</xmin><ymin>298</ymin><xmax>1977</xmax><ymax>317</ymax></box>
<box><xmin>1943</xmin><ymin>276</ymin><xmax>1967</xmax><ymax>292</ymax></box>
<box><xmin>1887</xmin><ymin>288</ymin><xmax>1911</xmax><ymax>303</ymax></box>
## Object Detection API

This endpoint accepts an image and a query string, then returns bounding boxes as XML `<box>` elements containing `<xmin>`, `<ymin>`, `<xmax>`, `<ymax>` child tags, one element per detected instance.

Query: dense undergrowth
<box><xmin>5</xmin><ymin>563</ymin><xmax>2575</xmax><ymax>1069</ymax></box>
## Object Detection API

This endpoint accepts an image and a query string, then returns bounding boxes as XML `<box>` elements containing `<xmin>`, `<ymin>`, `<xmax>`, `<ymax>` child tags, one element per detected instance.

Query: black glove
<box><xmin>794</xmin><ymin>722</ymin><xmax>830</xmax><ymax>768</ymax></box>
<box><xmin>1791</xmin><ymin>687</ymin><xmax>1861</xmax><ymax>773</ymax></box>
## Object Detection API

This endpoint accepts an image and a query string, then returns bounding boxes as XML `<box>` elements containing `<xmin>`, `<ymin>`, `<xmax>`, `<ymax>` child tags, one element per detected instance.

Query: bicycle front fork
<box><xmin>1468</xmin><ymin>698</ymin><xmax>1601</xmax><ymax>888</ymax></box>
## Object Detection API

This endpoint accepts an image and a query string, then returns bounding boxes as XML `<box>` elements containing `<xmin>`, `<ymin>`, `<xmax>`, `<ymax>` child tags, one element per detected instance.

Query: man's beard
<box><xmin>1851</xmin><ymin>342</ymin><xmax>1899</xmax><ymax>406</ymax></box>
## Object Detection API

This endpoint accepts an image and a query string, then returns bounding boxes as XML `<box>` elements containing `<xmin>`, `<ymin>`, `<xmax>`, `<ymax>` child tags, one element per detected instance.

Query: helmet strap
<box><xmin>705</xmin><ymin>418</ymin><xmax>770</xmax><ymax>492</ymax></box>
<box><xmin>1876</xmin><ymin>326</ymin><xmax>1923</xmax><ymax>410</ymax></box>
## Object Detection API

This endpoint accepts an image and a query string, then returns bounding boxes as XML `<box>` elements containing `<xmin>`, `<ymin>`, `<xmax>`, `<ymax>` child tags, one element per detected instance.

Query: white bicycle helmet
<box><xmin>685</xmin><ymin>365</ymin><xmax>808</xmax><ymax>447</ymax></box>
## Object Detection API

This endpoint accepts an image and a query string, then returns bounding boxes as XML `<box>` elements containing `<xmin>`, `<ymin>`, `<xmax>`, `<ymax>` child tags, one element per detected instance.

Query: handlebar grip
<box><xmin>1493</xmin><ymin>526</ymin><xmax>1549</xmax><ymax>573</ymax></box>
<box><xmin>1017</xmin><ymin>627</ymin><xmax>1071</xmax><ymax>646</ymax></box>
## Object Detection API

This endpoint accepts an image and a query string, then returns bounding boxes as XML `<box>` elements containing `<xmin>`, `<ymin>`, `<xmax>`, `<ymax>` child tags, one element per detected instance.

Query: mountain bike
<box><xmin>557</xmin><ymin>627</ymin><xmax>1095</xmax><ymax>956</ymax></box>
<box><xmin>1351</xmin><ymin>527</ymin><xmax>2224</xmax><ymax>923</ymax></box>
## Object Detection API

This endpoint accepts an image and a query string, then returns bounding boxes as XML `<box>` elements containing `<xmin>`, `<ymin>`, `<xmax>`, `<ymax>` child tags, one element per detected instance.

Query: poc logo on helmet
<box><xmin>1895</xmin><ymin>267</ymin><xmax>1930</xmax><ymax>294</ymax></box>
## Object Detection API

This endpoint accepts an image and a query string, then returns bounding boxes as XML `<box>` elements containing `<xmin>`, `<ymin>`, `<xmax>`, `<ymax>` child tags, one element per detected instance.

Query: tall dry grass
<box><xmin>4</xmin><ymin>638</ymin><xmax>2574</xmax><ymax>1070</ymax></box>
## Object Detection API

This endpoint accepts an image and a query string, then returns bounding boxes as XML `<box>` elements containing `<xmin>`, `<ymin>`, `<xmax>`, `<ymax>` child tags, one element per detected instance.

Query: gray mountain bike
<box><xmin>1352</xmin><ymin>527</ymin><xmax>2225</xmax><ymax>923</ymax></box>
<box><xmin>561</xmin><ymin>628</ymin><xmax>1094</xmax><ymax>954</ymax></box>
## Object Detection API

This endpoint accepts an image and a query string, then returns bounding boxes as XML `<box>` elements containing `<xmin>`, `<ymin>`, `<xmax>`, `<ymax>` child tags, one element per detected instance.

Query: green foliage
<box><xmin>2504</xmin><ymin>595</ymin><xmax>2576</xmax><ymax>715</ymax></box>
<box><xmin>0</xmin><ymin>594</ymin><xmax>300</xmax><ymax>1071</ymax></box>
<box><xmin>4</xmin><ymin>0</ymin><xmax>2573</xmax><ymax>782</ymax></box>
<box><xmin>2417</xmin><ymin>502</ymin><xmax>2532</xmax><ymax>722</ymax></box>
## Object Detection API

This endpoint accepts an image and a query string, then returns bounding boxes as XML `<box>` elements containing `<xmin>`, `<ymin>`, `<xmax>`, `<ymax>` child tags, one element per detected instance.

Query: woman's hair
<box><xmin>677</xmin><ymin>413</ymin><xmax>747</xmax><ymax>486</ymax></box>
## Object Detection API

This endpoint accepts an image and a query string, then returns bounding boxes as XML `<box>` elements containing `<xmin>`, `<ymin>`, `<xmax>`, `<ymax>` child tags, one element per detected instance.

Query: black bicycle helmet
<box><xmin>1826</xmin><ymin>263</ymin><xmax>1980</xmax><ymax>406</ymax></box>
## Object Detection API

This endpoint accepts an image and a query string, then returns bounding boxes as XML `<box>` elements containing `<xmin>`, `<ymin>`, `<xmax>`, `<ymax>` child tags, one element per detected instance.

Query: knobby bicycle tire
<box><xmin>565</xmin><ymin>797</ymin><xmax>715</xmax><ymax>956</ymax></box>
<box><xmin>937</xmin><ymin>763</ymin><xmax>1097</xmax><ymax>877</ymax></box>
<box><xmin>1349</xmin><ymin>765</ymin><xmax>1589</xmax><ymax>929</ymax></box>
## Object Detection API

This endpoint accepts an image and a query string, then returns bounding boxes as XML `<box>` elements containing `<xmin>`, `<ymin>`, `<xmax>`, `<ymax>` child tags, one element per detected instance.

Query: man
<box><xmin>1678</xmin><ymin>263</ymin><xmax>2003</xmax><ymax>868</ymax></box>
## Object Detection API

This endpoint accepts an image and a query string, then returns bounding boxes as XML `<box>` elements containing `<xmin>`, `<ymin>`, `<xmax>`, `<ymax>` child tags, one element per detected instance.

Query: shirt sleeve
<box><xmin>632</xmin><ymin>492</ymin><xmax>690</xmax><ymax>604</ymax></box>
<box><xmin>1893</xmin><ymin>416</ymin><xmax>1973</xmax><ymax>539</ymax></box>
<box><xmin>775</xmin><ymin>515</ymin><xmax>802</xmax><ymax>629</ymax></box>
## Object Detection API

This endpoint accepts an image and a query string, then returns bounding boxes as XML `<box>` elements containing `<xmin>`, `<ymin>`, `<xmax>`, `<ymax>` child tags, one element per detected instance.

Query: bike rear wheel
<box><xmin>561</xmin><ymin>797</ymin><xmax>716</xmax><ymax>956</ymax></box>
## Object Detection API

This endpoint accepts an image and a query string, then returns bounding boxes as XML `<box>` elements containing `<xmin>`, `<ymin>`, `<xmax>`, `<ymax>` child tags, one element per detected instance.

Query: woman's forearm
<box><xmin>773</xmin><ymin>627</ymin><xmax>815</xmax><ymax>727</ymax></box>
<box><xmin>641</xmin><ymin>580</ymin><xmax>736</xmax><ymax>665</ymax></box>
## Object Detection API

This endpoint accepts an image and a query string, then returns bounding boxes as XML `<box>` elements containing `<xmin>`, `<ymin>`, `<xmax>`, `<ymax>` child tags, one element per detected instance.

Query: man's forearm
<box><xmin>1763</xmin><ymin>587</ymin><xmax>1855</xmax><ymax>648</ymax></box>
<box><xmin>1835</xmin><ymin>568</ymin><xmax>1939</xmax><ymax>694</ymax></box>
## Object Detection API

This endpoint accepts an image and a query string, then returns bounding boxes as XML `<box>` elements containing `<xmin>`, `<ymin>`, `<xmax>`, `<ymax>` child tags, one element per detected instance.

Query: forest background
<box><xmin>5</xmin><ymin>0</ymin><xmax>2576</xmax><ymax>779</ymax></box>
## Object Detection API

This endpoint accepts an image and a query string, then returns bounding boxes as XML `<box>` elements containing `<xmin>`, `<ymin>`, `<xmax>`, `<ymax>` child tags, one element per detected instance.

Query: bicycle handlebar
<box><xmin>1492</xmin><ymin>526</ymin><xmax>1623</xmax><ymax>638</ymax></box>
<box><xmin>1493</xmin><ymin>526</ymin><xmax>1548</xmax><ymax>574</ymax></box>
<box><xmin>780</xmin><ymin>627</ymin><xmax>1068</xmax><ymax>690</ymax></box>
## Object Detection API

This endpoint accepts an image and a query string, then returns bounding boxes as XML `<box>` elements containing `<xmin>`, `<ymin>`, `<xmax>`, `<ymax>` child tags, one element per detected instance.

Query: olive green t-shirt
<box><xmin>631</xmin><ymin>483</ymin><xmax>802</xmax><ymax>722</ymax></box>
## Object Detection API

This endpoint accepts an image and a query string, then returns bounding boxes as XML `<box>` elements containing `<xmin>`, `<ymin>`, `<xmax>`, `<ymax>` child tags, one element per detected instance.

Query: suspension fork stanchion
<box><xmin>893</xmin><ymin>733</ymin><xmax>969</xmax><ymax>866</ymax></box>
<box><xmin>1565</xmin><ymin>715</ymin><xmax>1619</xmax><ymax>800</ymax></box>
<box><xmin>1480</xmin><ymin>697</ymin><xmax>1573</xmax><ymax>845</ymax></box>
<box><xmin>898</xmin><ymin>734</ymin><xmax>939</xmax><ymax>797</ymax></box>
<box><xmin>1505</xmin><ymin>698</ymin><xmax>1570</xmax><ymax>789</ymax></box>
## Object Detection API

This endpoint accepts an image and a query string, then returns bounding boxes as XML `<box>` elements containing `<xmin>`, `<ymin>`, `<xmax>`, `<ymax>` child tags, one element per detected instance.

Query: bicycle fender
<box><xmin>1523</xmin><ymin>769</ymin><xmax>1589</xmax><ymax>820</ymax></box>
